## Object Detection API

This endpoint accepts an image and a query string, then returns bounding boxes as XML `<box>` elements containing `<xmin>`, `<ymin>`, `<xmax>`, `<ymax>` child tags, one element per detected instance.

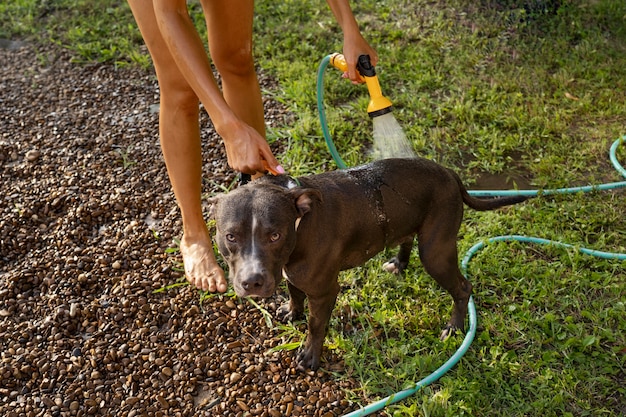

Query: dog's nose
<box><xmin>241</xmin><ymin>274</ymin><xmax>264</xmax><ymax>290</ymax></box>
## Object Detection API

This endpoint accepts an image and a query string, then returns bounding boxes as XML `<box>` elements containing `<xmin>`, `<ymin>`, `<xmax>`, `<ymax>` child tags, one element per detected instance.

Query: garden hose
<box><xmin>316</xmin><ymin>54</ymin><xmax>626</xmax><ymax>416</ymax></box>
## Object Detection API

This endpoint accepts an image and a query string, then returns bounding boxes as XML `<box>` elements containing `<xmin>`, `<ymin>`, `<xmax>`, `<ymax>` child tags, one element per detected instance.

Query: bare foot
<box><xmin>179</xmin><ymin>232</ymin><xmax>228</xmax><ymax>292</ymax></box>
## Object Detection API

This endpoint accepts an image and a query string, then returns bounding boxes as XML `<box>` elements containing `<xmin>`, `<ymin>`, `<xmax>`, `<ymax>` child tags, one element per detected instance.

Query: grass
<box><xmin>4</xmin><ymin>0</ymin><xmax>625</xmax><ymax>415</ymax></box>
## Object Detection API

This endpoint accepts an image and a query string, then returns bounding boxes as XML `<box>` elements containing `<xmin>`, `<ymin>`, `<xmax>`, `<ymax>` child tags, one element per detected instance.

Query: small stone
<box><xmin>226</xmin><ymin>340</ymin><xmax>242</xmax><ymax>349</ymax></box>
<box><xmin>236</xmin><ymin>400</ymin><xmax>249</xmax><ymax>411</ymax></box>
<box><xmin>42</xmin><ymin>397</ymin><xmax>55</xmax><ymax>407</ymax></box>
<box><xmin>161</xmin><ymin>367</ymin><xmax>173</xmax><ymax>377</ymax></box>
<box><xmin>25</xmin><ymin>149</ymin><xmax>40</xmax><ymax>162</ymax></box>
<box><xmin>156</xmin><ymin>395</ymin><xmax>169</xmax><ymax>409</ymax></box>
<box><xmin>229</xmin><ymin>372</ymin><xmax>242</xmax><ymax>384</ymax></box>
<box><xmin>112</xmin><ymin>261</ymin><xmax>122</xmax><ymax>269</ymax></box>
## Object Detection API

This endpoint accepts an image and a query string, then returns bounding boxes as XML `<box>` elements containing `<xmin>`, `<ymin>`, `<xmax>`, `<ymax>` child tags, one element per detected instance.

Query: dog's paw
<box><xmin>276</xmin><ymin>303</ymin><xmax>304</xmax><ymax>323</ymax></box>
<box><xmin>439</xmin><ymin>324</ymin><xmax>464</xmax><ymax>341</ymax></box>
<box><xmin>296</xmin><ymin>345</ymin><xmax>321</xmax><ymax>371</ymax></box>
<box><xmin>382</xmin><ymin>257</ymin><xmax>408</xmax><ymax>275</ymax></box>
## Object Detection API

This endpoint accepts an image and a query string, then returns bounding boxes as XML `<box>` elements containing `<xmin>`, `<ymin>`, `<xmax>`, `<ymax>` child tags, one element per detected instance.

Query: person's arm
<box><xmin>325</xmin><ymin>0</ymin><xmax>378</xmax><ymax>83</ymax></box>
<box><xmin>152</xmin><ymin>0</ymin><xmax>281</xmax><ymax>175</ymax></box>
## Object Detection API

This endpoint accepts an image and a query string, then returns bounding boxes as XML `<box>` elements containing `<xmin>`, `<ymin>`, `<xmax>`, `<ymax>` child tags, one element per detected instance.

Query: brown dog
<box><xmin>209</xmin><ymin>158</ymin><xmax>527</xmax><ymax>370</ymax></box>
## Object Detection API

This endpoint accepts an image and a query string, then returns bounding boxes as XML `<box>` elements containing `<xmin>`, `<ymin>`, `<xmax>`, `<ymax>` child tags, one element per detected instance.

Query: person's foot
<box><xmin>179</xmin><ymin>231</ymin><xmax>228</xmax><ymax>292</ymax></box>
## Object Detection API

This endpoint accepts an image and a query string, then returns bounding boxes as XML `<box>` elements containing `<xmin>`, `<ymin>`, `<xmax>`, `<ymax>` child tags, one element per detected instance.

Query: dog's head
<box><xmin>209</xmin><ymin>179</ymin><xmax>321</xmax><ymax>298</ymax></box>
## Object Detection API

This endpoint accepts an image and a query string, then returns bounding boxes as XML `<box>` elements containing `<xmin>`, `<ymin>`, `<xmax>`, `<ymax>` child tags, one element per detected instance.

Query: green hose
<box><xmin>317</xmin><ymin>55</ymin><xmax>348</xmax><ymax>169</ymax></box>
<box><xmin>316</xmin><ymin>54</ymin><xmax>626</xmax><ymax>416</ymax></box>
<box><xmin>341</xmin><ymin>297</ymin><xmax>477</xmax><ymax>417</ymax></box>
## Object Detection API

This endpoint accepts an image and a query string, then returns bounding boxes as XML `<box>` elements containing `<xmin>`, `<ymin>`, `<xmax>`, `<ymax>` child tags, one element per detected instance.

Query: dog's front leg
<box><xmin>296</xmin><ymin>284</ymin><xmax>340</xmax><ymax>371</ymax></box>
<box><xmin>277</xmin><ymin>282</ymin><xmax>306</xmax><ymax>322</ymax></box>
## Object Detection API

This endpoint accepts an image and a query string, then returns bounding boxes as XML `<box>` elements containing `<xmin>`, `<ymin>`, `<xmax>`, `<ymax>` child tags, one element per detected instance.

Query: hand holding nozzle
<box><xmin>329</xmin><ymin>53</ymin><xmax>393</xmax><ymax>117</ymax></box>
<box><xmin>329</xmin><ymin>53</ymin><xmax>365</xmax><ymax>83</ymax></box>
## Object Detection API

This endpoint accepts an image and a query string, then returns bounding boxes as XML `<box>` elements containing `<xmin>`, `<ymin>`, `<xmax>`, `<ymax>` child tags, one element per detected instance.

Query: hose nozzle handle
<box><xmin>356</xmin><ymin>54</ymin><xmax>377</xmax><ymax>77</ymax></box>
<box><xmin>329</xmin><ymin>53</ymin><xmax>363</xmax><ymax>82</ymax></box>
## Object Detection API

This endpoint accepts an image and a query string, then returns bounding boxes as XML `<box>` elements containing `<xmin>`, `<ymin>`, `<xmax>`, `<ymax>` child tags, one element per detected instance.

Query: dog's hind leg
<box><xmin>383</xmin><ymin>237</ymin><xmax>414</xmax><ymax>274</ymax></box>
<box><xmin>417</xmin><ymin>223</ymin><xmax>472</xmax><ymax>339</ymax></box>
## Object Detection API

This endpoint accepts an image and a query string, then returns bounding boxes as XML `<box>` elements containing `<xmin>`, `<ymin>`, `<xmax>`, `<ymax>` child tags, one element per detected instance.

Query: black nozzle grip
<box><xmin>356</xmin><ymin>54</ymin><xmax>376</xmax><ymax>77</ymax></box>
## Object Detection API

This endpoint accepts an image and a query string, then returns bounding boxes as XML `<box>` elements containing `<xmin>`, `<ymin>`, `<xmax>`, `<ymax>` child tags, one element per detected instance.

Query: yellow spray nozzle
<box><xmin>363</xmin><ymin>76</ymin><xmax>393</xmax><ymax>117</ymax></box>
<box><xmin>329</xmin><ymin>53</ymin><xmax>393</xmax><ymax>118</ymax></box>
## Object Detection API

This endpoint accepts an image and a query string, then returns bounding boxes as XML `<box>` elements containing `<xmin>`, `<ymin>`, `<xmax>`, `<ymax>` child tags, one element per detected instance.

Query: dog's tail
<box><xmin>452</xmin><ymin>171</ymin><xmax>529</xmax><ymax>211</ymax></box>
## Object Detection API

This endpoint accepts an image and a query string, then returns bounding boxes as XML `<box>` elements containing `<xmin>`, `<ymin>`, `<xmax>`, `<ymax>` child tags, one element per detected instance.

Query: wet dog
<box><xmin>209</xmin><ymin>158</ymin><xmax>527</xmax><ymax>370</ymax></box>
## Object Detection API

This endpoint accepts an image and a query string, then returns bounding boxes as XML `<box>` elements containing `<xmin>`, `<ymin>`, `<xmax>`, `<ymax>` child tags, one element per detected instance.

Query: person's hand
<box><xmin>220</xmin><ymin>119</ymin><xmax>284</xmax><ymax>176</ymax></box>
<box><xmin>341</xmin><ymin>31</ymin><xmax>379</xmax><ymax>84</ymax></box>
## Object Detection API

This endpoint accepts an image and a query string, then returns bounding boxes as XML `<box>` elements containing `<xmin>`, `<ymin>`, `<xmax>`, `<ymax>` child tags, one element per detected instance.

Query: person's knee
<box><xmin>212</xmin><ymin>47</ymin><xmax>256</xmax><ymax>80</ymax></box>
<box><xmin>159</xmin><ymin>84</ymin><xmax>199</xmax><ymax>117</ymax></box>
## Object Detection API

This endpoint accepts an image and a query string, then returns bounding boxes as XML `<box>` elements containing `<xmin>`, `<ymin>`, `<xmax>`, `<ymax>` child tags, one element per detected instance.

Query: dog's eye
<box><xmin>225</xmin><ymin>233</ymin><xmax>236</xmax><ymax>243</ymax></box>
<box><xmin>269</xmin><ymin>232</ymin><xmax>280</xmax><ymax>242</ymax></box>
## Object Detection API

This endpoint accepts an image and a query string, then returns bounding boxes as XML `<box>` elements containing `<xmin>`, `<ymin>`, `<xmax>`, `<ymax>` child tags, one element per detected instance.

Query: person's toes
<box><xmin>180</xmin><ymin>239</ymin><xmax>226</xmax><ymax>292</ymax></box>
<box><xmin>205</xmin><ymin>267</ymin><xmax>227</xmax><ymax>293</ymax></box>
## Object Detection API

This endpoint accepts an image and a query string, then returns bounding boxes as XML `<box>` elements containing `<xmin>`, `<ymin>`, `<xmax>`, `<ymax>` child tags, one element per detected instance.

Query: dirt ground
<box><xmin>0</xmin><ymin>41</ymin><xmax>372</xmax><ymax>416</ymax></box>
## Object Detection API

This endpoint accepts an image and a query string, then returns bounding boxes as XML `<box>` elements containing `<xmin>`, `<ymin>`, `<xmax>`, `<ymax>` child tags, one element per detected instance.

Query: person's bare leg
<box><xmin>128</xmin><ymin>0</ymin><xmax>227</xmax><ymax>292</ymax></box>
<box><xmin>159</xmin><ymin>86</ymin><xmax>227</xmax><ymax>293</ymax></box>
<box><xmin>202</xmin><ymin>0</ymin><xmax>266</xmax><ymax>155</ymax></box>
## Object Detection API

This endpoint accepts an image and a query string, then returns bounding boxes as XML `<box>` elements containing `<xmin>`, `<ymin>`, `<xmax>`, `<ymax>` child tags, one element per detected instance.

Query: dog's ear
<box><xmin>290</xmin><ymin>188</ymin><xmax>322</xmax><ymax>217</ymax></box>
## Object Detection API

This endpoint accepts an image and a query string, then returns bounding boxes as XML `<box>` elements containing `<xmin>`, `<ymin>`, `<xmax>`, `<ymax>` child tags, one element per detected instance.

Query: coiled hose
<box><xmin>316</xmin><ymin>55</ymin><xmax>626</xmax><ymax>416</ymax></box>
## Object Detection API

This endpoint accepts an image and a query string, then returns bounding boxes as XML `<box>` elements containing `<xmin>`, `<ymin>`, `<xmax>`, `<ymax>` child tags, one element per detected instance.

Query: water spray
<box><xmin>328</xmin><ymin>53</ymin><xmax>415</xmax><ymax>159</ymax></box>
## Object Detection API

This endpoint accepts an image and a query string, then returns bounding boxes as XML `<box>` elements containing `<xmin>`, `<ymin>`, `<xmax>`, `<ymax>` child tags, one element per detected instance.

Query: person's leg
<box><xmin>127</xmin><ymin>0</ymin><xmax>227</xmax><ymax>292</ymax></box>
<box><xmin>202</xmin><ymin>0</ymin><xmax>266</xmax><ymax>140</ymax></box>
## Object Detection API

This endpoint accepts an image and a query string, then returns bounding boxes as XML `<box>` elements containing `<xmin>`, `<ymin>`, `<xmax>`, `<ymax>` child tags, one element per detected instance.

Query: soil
<box><xmin>0</xmin><ymin>42</ymin><xmax>375</xmax><ymax>416</ymax></box>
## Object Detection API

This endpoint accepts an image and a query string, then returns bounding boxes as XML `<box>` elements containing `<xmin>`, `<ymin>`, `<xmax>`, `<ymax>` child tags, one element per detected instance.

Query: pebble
<box><xmin>156</xmin><ymin>395</ymin><xmax>169</xmax><ymax>409</ymax></box>
<box><xmin>236</xmin><ymin>400</ymin><xmax>249</xmax><ymax>411</ymax></box>
<box><xmin>229</xmin><ymin>372</ymin><xmax>242</xmax><ymax>384</ymax></box>
<box><xmin>25</xmin><ymin>149</ymin><xmax>40</xmax><ymax>162</ymax></box>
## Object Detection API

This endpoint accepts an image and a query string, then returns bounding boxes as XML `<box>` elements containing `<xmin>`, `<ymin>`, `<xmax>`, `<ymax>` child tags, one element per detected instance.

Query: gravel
<box><xmin>0</xmin><ymin>41</ymin><xmax>373</xmax><ymax>416</ymax></box>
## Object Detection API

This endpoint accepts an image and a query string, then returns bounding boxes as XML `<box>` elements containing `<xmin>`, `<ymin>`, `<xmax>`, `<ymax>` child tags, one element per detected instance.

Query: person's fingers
<box><xmin>259</xmin><ymin>148</ymin><xmax>284</xmax><ymax>176</ymax></box>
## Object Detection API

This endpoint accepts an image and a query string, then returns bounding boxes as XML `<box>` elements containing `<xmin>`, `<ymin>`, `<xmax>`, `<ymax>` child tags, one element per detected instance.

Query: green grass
<box><xmin>4</xmin><ymin>0</ymin><xmax>625</xmax><ymax>415</ymax></box>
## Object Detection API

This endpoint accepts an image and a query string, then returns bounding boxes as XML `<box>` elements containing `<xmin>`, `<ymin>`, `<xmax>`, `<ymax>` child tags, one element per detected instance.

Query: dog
<box><xmin>209</xmin><ymin>157</ymin><xmax>527</xmax><ymax>370</ymax></box>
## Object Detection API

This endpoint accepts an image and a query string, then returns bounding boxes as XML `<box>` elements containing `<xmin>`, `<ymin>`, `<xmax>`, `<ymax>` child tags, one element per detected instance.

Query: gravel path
<box><xmin>1</xmin><ymin>42</ymin><xmax>370</xmax><ymax>416</ymax></box>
